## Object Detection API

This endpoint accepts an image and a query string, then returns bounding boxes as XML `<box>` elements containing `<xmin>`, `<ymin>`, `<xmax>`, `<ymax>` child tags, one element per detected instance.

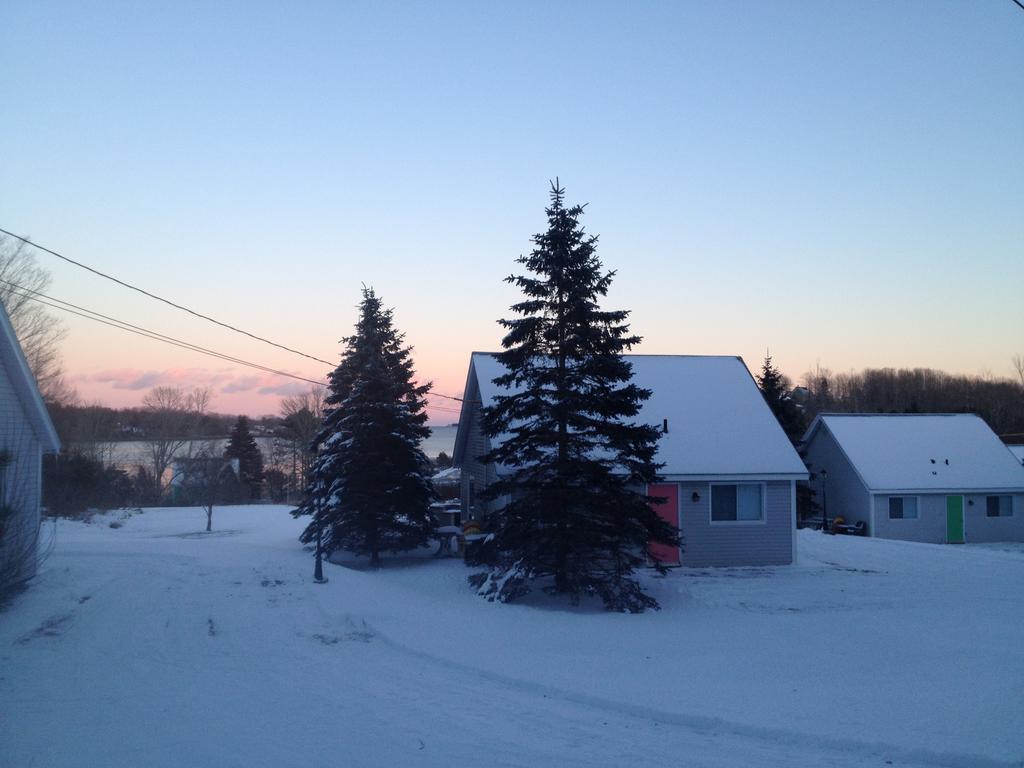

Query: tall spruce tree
<box><xmin>223</xmin><ymin>415</ymin><xmax>264</xmax><ymax>499</ymax></box>
<box><xmin>469</xmin><ymin>182</ymin><xmax>678</xmax><ymax>612</ymax></box>
<box><xmin>295</xmin><ymin>287</ymin><xmax>435</xmax><ymax>567</ymax></box>
<box><xmin>755</xmin><ymin>352</ymin><xmax>805</xmax><ymax>443</ymax></box>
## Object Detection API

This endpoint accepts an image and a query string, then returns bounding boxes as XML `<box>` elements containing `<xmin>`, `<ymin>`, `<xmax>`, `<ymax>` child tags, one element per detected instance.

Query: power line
<box><xmin>0</xmin><ymin>226</ymin><xmax>336</xmax><ymax>367</ymax></box>
<box><xmin>425</xmin><ymin>404</ymin><xmax>461</xmax><ymax>414</ymax></box>
<box><xmin>3</xmin><ymin>278</ymin><xmax>461</xmax><ymax>413</ymax></box>
<box><xmin>0</xmin><ymin>280</ymin><xmax>328</xmax><ymax>387</ymax></box>
<box><xmin>1011</xmin><ymin>0</ymin><xmax>1024</xmax><ymax>13</ymax></box>
<box><xmin>428</xmin><ymin>391</ymin><xmax>465</xmax><ymax>403</ymax></box>
<box><xmin>32</xmin><ymin>296</ymin><xmax>326</xmax><ymax>386</ymax></box>
<box><xmin>6</xmin><ymin>280</ymin><xmax>462</xmax><ymax>419</ymax></box>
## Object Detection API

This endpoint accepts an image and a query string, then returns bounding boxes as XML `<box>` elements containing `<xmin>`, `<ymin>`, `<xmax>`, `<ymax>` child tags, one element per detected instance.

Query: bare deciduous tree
<box><xmin>279</xmin><ymin>386</ymin><xmax>325</xmax><ymax>494</ymax></box>
<box><xmin>1013</xmin><ymin>354</ymin><xmax>1023</xmax><ymax>389</ymax></box>
<box><xmin>0</xmin><ymin>233</ymin><xmax>71</xmax><ymax>403</ymax></box>
<box><xmin>801</xmin><ymin>364</ymin><xmax>1024</xmax><ymax>436</ymax></box>
<box><xmin>59</xmin><ymin>402</ymin><xmax>117</xmax><ymax>465</ymax></box>
<box><xmin>178</xmin><ymin>448</ymin><xmax>236</xmax><ymax>532</ymax></box>
<box><xmin>142</xmin><ymin>386</ymin><xmax>212</xmax><ymax>497</ymax></box>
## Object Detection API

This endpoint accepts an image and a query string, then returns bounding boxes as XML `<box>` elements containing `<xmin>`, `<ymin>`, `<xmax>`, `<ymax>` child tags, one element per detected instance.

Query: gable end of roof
<box><xmin>0</xmin><ymin>302</ymin><xmax>61</xmax><ymax>453</ymax></box>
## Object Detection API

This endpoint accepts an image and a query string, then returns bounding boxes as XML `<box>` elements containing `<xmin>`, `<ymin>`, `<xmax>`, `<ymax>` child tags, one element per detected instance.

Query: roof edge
<box><xmin>814</xmin><ymin>412</ymin><xmax>985</xmax><ymax>419</ymax></box>
<box><xmin>470</xmin><ymin>351</ymin><xmax>747</xmax><ymax>361</ymax></box>
<box><xmin>661</xmin><ymin>472</ymin><xmax>809</xmax><ymax>481</ymax></box>
<box><xmin>0</xmin><ymin>302</ymin><xmax>60</xmax><ymax>453</ymax></box>
<box><xmin>867</xmin><ymin>486</ymin><xmax>1024</xmax><ymax>495</ymax></box>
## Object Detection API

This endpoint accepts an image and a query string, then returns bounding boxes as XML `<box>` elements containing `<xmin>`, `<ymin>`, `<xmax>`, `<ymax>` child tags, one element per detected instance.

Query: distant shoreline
<box><xmin>98</xmin><ymin>424</ymin><xmax>459</xmax><ymax>465</ymax></box>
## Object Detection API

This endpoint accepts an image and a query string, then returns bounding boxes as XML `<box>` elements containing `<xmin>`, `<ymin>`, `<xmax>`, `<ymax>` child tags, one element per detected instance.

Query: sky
<box><xmin>1</xmin><ymin>1</ymin><xmax>1022</xmax><ymax>422</ymax></box>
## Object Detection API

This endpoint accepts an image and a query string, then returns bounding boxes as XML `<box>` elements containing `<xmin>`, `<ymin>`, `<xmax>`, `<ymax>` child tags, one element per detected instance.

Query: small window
<box><xmin>888</xmin><ymin>496</ymin><xmax>918</xmax><ymax>520</ymax></box>
<box><xmin>986</xmin><ymin>496</ymin><xmax>1013</xmax><ymax>517</ymax></box>
<box><xmin>711</xmin><ymin>484</ymin><xmax>763</xmax><ymax>522</ymax></box>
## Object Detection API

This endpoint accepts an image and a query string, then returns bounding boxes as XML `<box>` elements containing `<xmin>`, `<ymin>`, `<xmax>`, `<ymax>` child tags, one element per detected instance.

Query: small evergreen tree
<box><xmin>469</xmin><ymin>182</ymin><xmax>678</xmax><ymax>613</ymax></box>
<box><xmin>223</xmin><ymin>416</ymin><xmax>264</xmax><ymax>500</ymax></box>
<box><xmin>294</xmin><ymin>287</ymin><xmax>435</xmax><ymax>567</ymax></box>
<box><xmin>756</xmin><ymin>352</ymin><xmax>805</xmax><ymax>444</ymax></box>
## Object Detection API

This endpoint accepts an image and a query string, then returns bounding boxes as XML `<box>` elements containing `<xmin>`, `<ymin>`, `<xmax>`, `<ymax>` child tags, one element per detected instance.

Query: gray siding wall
<box><xmin>0</xmin><ymin>354</ymin><xmax>43</xmax><ymax>584</ymax></box>
<box><xmin>458</xmin><ymin>372</ymin><xmax>495</xmax><ymax>520</ymax></box>
<box><xmin>803</xmin><ymin>425</ymin><xmax>872</xmax><ymax>529</ymax></box>
<box><xmin>675</xmin><ymin>480</ymin><xmax>794</xmax><ymax>567</ymax></box>
<box><xmin>873</xmin><ymin>494</ymin><xmax>946</xmax><ymax>543</ymax></box>
<box><xmin>964</xmin><ymin>493</ymin><xmax>1024</xmax><ymax>542</ymax></box>
<box><xmin>874</xmin><ymin>492</ymin><xmax>1024</xmax><ymax>544</ymax></box>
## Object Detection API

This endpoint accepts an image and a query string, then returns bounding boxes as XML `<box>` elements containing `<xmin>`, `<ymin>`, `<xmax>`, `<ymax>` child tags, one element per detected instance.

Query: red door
<box><xmin>647</xmin><ymin>483</ymin><xmax>680</xmax><ymax>565</ymax></box>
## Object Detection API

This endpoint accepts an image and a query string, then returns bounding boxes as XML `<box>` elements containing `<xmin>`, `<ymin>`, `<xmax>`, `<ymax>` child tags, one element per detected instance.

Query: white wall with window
<box><xmin>710</xmin><ymin>483</ymin><xmax>764</xmax><ymax>523</ymax></box>
<box><xmin>874</xmin><ymin>492</ymin><xmax>1024</xmax><ymax>544</ymax></box>
<box><xmin>986</xmin><ymin>495</ymin><xmax>1013</xmax><ymax>517</ymax></box>
<box><xmin>888</xmin><ymin>496</ymin><xmax>919</xmax><ymax>520</ymax></box>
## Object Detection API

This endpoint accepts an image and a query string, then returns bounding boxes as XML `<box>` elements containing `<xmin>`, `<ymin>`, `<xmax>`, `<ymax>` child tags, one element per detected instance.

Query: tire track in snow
<box><xmin>359</xmin><ymin>619</ymin><xmax>1016</xmax><ymax>768</ymax></box>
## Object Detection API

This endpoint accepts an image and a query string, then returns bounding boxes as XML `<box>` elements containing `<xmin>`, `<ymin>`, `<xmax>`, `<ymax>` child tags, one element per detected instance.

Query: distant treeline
<box><xmin>47</xmin><ymin>402</ymin><xmax>281</xmax><ymax>445</ymax></box>
<box><xmin>798</xmin><ymin>366</ymin><xmax>1024</xmax><ymax>439</ymax></box>
<box><xmin>44</xmin><ymin>364</ymin><xmax>1024</xmax><ymax>448</ymax></box>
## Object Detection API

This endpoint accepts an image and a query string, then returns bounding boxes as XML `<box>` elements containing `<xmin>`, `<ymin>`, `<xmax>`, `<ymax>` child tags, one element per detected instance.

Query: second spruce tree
<box><xmin>296</xmin><ymin>287</ymin><xmax>435</xmax><ymax>567</ymax></box>
<box><xmin>224</xmin><ymin>415</ymin><xmax>264</xmax><ymax>500</ymax></box>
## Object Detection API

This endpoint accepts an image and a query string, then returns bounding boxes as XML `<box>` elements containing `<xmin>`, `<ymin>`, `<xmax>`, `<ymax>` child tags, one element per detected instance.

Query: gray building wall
<box><xmin>458</xmin><ymin>370</ymin><xmax>498</xmax><ymax>521</ymax></box>
<box><xmin>673</xmin><ymin>479</ymin><xmax>794</xmax><ymax>567</ymax></box>
<box><xmin>0</xmin><ymin>354</ymin><xmax>44</xmax><ymax>585</ymax></box>
<box><xmin>872</xmin><ymin>494</ymin><xmax>947</xmax><ymax>543</ymax></box>
<box><xmin>964</xmin><ymin>493</ymin><xmax>1024</xmax><ymax>542</ymax></box>
<box><xmin>873</xmin><ymin>492</ymin><xmax>1024</xmax><ymax>544</ymax></box>
<box><xmin>803</xmin><ymin>424</ymin><xmax>872</xmax><ymax>530</ymax></box>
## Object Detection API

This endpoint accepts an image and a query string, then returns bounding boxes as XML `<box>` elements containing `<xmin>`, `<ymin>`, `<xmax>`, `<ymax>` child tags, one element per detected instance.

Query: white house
<box><xmin>802</xmin><ymin>414</ymin><xmax>1024</xmax><ymax>544</ymax></box>
<box><xmin>453</xmin><ymin>353</ymin><xmax>808</xmax><ymax>567</ymax></box>
<box><xmin>0</xmin><ymin>301</ymin><xmax>61</xmax><ymax>588</ymax></box>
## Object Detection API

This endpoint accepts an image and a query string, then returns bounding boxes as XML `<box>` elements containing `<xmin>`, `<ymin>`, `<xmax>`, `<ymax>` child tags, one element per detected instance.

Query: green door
<box><xmin>946</xmin><ymin>496</ymin><xmax>964</xmax><ymax>544</ymax></box>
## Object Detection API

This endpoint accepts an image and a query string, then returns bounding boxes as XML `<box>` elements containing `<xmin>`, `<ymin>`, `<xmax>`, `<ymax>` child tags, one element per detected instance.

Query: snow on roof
<box><xmin>1008</xmin><ymin>445</ymin><xmax>1024</xmax><ymax>465</ymax></box>
<box><xmin>805</xmin><ymin>414</ymin><xmax>1024</xmax><ymax>492</ymax></box>
<box><xmin>431</xmin><ymin>466</ymin><xmax>461</xmax><ymax>482</ymax></box>
<box><xmin>468</xmin><ymin>352</ymin><xmax>807</xmax><ymax>478</ymax></box>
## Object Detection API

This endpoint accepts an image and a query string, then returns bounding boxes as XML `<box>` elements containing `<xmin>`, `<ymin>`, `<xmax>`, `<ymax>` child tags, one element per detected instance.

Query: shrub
<box><xmin>43</xmin><ymin>452</ymin><xmax>134</xmax><ymax>517</ymax></box>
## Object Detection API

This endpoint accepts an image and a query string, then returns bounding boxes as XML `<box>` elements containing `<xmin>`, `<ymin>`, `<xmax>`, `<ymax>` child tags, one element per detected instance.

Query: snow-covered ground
<box><xmin>2</xmin><ymin>507</ymin><xmax>1022</xmax><ymax>768</ymax></box>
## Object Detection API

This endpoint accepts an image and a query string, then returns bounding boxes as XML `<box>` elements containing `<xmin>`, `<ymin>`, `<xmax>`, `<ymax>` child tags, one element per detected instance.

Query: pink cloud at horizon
<box><xmin>70</xmin><ymin>366</ymin><xmax>465</xmax><ymax>423</ymax></box>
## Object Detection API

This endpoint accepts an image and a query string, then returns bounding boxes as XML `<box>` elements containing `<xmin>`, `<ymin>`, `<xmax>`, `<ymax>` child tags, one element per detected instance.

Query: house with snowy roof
<box><xmin>0</xmin><ymin>301</ymin><xmax>61</xmax><ymax>588</ymax></box>
<box><xmin>802</xmin><ymin>414</ymin><xmax>1024</xmax><ymax>544</ymax></box>
<box><xmin>453</xmin><ymin>353</ymin><xmax>808</xmax><ymax>567</ymax></box>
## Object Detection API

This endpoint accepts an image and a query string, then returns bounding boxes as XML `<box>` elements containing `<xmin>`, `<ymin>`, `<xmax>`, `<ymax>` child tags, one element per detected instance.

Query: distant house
<box><xmin>169</xmin><ymin>456</ymin><xmax>239</xmax><ymax>504</ymax></box>
<box><xmin>0</xmin><ymin>302</ymin><xmax>61</xmax><ymax>587</ymax></box>
<box><xmin>453</xmin><ymin>353</ymin><xmax>808</xmax><ymax>567</ymax></box>
<box><xmin>802</xmin><ymin>414</ymin><xmax>1024</xmax><ymax>544</ymax></box>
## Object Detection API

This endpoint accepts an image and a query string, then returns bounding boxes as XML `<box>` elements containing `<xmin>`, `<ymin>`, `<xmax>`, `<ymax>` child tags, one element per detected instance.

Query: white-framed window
<box><xmin>888</xmin><ymin>496</ymin><xmax>918</xmax><ymax>520</ymax></box>
<box><xmin>986</xmin><ymin>495</ymin><xmax>1013</xmax><ymax>518</ymax></box>
<box><xmin>710</xmin><ymin>483</ymin><xmax>764</xmax><ymax>523</ymax></box>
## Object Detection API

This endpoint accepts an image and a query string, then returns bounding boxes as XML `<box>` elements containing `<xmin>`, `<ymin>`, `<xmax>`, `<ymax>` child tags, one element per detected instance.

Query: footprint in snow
<box><xmin>311</xmin><ymin>623</ymin><xmax>375</xmax><ymax>645</ymax></box>
<box><xmin>18</xmin><ymin>613</ymin><xmax>74</xmax><ymax>644</ymax></box>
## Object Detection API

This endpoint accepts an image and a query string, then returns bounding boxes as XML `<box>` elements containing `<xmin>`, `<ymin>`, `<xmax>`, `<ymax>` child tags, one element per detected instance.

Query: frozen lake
<box><xmin>103</xmin><ymin>424</ymin><xmax>459</xmax><ymax>468</ymax></box>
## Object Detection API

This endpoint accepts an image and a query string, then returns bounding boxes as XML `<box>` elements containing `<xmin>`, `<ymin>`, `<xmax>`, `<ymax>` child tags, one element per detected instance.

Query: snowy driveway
<box><xmin>1</xmin><ymin>507</ymin><xmax>1022</xmax><ymax>767</ymax></box>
